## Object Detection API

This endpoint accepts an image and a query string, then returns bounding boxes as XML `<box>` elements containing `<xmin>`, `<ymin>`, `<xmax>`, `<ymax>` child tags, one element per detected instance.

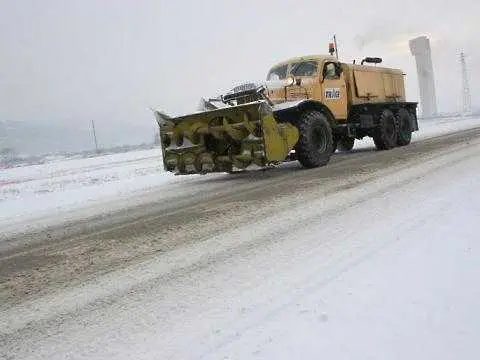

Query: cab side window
<box><xmin>323</xmin><ymin>62</ymin><xmax>341</xmax><ymax>80</ymax></box>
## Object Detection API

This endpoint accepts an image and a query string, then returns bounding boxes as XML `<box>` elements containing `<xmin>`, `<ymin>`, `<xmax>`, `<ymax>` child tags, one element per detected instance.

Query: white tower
<box><xmin>409</xmin><ymin>36</ymin><xmax>438</xmax><ymax>117</ymax></box>
<box><xmin>460</xmin><ymin>52</ymin><xmax>472</xmax><ymax>116</ymax></box>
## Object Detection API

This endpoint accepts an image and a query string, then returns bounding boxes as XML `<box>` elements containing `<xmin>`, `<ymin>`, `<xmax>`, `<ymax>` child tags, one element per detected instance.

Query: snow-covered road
<box><xmin>1</xmin><ymin>120</ymin><xmax>480</xmax><ymax>359</ymax></box>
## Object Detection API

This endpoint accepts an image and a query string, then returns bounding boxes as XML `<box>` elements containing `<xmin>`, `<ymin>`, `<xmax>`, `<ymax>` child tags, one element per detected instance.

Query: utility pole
<box><xmin>91</xmin><ymin>120</ymin><xmax>99</xmax><ymax>153</ymax></box>
<box><xmin>460</xmin><ymin>52</ymin><xmax>472</xmax><ymax>116</ymax></box>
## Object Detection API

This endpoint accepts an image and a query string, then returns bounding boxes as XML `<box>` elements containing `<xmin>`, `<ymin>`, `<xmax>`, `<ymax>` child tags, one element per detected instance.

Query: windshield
<box><xmin>290</xmin><ymin>60</ymin><xmax>318</xmax><ymax>77</ymax></box>
<box><xmin>267</xmin><ymin>64</ymin><xmax>288</xmax><ymax>80</ymax></box>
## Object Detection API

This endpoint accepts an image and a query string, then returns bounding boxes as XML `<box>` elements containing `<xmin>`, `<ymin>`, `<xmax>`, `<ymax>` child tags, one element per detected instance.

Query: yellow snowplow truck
<box><xmin>153</xmin><ymin>54</ymin><xmax>418</xmax><ymax>175</ymax></box>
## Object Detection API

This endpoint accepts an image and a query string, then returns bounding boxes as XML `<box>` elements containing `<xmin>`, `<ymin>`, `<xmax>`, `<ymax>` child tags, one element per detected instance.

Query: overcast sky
<box><xmin>1</xmin><ymin>0</ymin><xmax>479</xmax><ymax>141</ymax></box>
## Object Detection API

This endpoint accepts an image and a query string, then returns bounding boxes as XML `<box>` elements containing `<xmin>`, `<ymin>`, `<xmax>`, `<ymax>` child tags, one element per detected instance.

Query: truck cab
<box><xmin>264</xmin><ymin>54</ymin><xmax>418</xmax><ymax>152</ymax></box>
<box><xmin>266</xmin><ymin>55</ymin><xmax>348</xmax><ymax>120</ymax></box>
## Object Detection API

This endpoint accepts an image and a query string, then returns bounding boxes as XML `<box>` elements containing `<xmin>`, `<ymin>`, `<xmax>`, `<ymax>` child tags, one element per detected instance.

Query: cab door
<box><xmin>321</xmin><ymin>61</ymin><xmax>348</xmax><ymax>120</ymax></box>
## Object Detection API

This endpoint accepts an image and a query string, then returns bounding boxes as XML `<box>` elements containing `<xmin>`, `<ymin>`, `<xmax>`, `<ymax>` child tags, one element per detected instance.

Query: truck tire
<box><xmin>396</xmin><ymin>108</ymin><xmax>413</xmax><ymax>146</ymax></box>
<box><xmin>337</xmin><ymin>137</ymin><xmax>355</xmax><ymax>151</ymax></box>
<box><xmin>294</xmin><ymin>110</ymin><xmax>333</xmax><ymax>168</ymax></box>
<box><xmin>373</xmin><ymin>109</ymin><xmax>397</xmax><ymax>150</ymax></box>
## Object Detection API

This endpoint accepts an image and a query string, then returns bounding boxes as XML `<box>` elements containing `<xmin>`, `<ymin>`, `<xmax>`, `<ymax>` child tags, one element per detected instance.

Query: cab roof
<box><xmin>268</xmin><ymin>54</ymin><xmax>404</xmax><ymax>74</ymax></box>
<box><xmin>269</xmin><ymin>54</ymin><xmax>338</xmax><ymax>69</ymax></box>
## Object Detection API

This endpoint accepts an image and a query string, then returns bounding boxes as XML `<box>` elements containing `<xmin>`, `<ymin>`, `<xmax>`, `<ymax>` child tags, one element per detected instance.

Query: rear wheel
<box><xmin>294</xmin><ymin>110</ymin><xmax>333</xmax><ymax>168</ymax></box>
<box><xmin>373</xmin><ymin>109</ymin><xmax>397</xmax><ymax>150</ymax></box>
<box><xmin>396</xmin><ymin>108</ymin><xmax>413</xmax><ymax>146</ymax></box>
<box><xmin>337</xmin><ymin>137</ymin><xmax>355</xmax><ymax>151</ymax></box>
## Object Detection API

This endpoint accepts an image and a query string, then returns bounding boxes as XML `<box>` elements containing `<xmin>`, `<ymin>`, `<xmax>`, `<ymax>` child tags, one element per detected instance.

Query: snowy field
<box><xmin>1</xmin><ymin>115</ymin><xmax>479</xmax><ymax>235</ymax></box>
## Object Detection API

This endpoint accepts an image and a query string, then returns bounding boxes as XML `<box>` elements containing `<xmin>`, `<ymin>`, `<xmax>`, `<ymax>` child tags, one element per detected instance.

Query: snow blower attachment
<box><xmin>154</xmin><ymin>85</ymin><xmax>299</xmax><ymax>175</ymax></box>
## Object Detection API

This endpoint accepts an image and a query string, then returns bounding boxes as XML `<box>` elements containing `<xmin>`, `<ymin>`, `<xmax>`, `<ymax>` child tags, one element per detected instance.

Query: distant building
<box><xmin>409</xmin><ymin>36</ymin><xmax>438</xmax><ymax>118</ymax></box>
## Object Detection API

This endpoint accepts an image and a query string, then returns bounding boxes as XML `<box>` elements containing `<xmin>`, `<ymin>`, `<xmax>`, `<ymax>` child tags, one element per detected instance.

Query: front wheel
<box><xmin>294</xmin><ymin>110</ymin><xmax>333</xmax><ymax>168</ymax></box>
